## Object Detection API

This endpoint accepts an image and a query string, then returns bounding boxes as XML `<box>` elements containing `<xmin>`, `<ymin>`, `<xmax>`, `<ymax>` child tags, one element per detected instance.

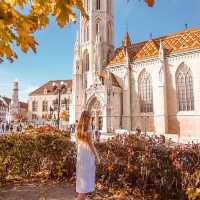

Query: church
<box><xmin>70</xmin><ymin>0</ymin><xmax>200</xmax><ymax>140</ymax></box>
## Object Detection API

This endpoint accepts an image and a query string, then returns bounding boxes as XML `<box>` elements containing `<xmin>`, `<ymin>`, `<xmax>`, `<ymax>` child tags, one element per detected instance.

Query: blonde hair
<box><xmin>76</xmin><ymin>110</ymin><xmax>91</xmax><ymax>144</ymax></box>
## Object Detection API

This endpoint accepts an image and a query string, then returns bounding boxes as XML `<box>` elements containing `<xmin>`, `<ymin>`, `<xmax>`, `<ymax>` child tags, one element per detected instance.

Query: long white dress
<box><xmin>76</xmin><ymin>136</ymin><xmax>96</xmax><ymax>193</ymax></box>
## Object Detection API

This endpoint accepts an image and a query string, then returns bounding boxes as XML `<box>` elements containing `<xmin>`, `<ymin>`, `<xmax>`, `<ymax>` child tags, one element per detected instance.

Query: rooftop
<box><xmin>109</xmin><ymin>27</ymin><xmax>200</xmax><ymax>65</ymax></box>
<box><xmin>29</xmin><ymin>80</ymin><xmax>72</xmax><ymax>96</ymax></box>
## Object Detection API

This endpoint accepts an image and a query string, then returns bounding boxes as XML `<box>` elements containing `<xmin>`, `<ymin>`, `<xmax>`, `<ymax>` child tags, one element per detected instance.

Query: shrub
<box><xmin>1</xmin><ymin>130</ymin><xmax>200</xmax><ymax>200</ymax></box>
<box><xmin>0</xmin><ymin>130</ymin><xmax>75</xmax><ymax>184</ymax></box>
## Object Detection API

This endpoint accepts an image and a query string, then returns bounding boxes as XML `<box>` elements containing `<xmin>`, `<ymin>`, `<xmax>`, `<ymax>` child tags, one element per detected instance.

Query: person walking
<box><xmin>2</xmin><ymin>123</ymin><xmax>5</xmax><ymax>133</ymax></box>
<box><xmin>76</xmin><ymin>111</ymin><xmax>100</xmax><ymax>200</ymax></box>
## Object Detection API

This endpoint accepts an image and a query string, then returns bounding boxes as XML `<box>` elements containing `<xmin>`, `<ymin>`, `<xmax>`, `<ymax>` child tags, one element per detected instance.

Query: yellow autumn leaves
<box><xmin>0</xmin><ymin>0</ymin><xmax>155</xmax><ymax>63</ymax></box>
<box><xmin>0</xmin><ymin>0</ymin><xmax>87</xmax><ymax>63</ymax></box>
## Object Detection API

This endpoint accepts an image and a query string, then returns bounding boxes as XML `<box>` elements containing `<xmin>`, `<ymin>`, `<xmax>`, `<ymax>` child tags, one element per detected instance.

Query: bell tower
<box><xmin>80</xmin><ymin>0</ymin><xmax>114</xmax><ymax>85</ymax></box>
<box><xmin>71</xmin><ymin>0</ymin><xmax>115</xmax><ymax>123</ymax></box>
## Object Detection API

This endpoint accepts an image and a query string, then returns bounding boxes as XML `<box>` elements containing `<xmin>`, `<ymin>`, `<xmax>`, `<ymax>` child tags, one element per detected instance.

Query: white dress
<box><xmin>76</xmin><ymin>136</ymin><xmax>96</xmax><ymax>193</ymax></box>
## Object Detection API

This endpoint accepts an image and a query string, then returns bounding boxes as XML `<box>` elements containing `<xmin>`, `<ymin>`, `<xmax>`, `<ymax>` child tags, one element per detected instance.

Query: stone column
<box><xmin>154</xmin><ymin>41</ymin><xmax>168</xmax><ymax>135</ymax></box>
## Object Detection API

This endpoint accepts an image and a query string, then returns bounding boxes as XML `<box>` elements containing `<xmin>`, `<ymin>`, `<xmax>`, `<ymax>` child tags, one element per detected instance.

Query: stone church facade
<box><xmin>70</xmin><ymin>0</ymin><xmax>200</xmax><ymax>139</ymax></box>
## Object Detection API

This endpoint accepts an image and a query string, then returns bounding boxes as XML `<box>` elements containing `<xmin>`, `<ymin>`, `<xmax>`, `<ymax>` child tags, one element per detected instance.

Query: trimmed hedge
<box><xmin>0</xmin><ymin>132</ymin><xmax>76</xmax><ymax>183</ymax></box>
<box><xmin>0</xmin><ymin>130</ymin><xmax>200</xmax><ymax>200</ymax></box>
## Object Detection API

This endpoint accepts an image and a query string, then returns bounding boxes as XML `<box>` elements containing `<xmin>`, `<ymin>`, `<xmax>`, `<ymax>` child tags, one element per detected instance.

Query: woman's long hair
<box><xmin>76</xmin><ymin>110</ymin><xmax>91</xmax><ymax>144</ymax></box>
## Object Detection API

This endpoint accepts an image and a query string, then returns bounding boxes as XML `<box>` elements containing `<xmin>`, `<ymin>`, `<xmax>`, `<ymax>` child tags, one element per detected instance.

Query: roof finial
<box><xmin>123</xmin><ymin>32</ymin><xmax>132</xmax><ymax>48</ymax></box>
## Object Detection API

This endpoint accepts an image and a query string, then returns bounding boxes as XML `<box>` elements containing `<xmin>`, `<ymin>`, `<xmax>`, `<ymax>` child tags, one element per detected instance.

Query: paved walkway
<box><xmin>0</xmin><ymin>183</ymin><xmax>76</xmax><ymax>200</ymax></box>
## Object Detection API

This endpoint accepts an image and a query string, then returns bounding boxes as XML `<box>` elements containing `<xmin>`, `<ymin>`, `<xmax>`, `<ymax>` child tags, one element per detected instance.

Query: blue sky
<box><xmin>0</xmin><ymin>0</ymin><xmax>200</xmax><ymax>101</ymax></box>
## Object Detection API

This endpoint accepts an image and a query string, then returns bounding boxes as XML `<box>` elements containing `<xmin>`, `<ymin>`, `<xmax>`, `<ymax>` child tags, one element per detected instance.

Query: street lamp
<box><xmin>52</xmin><ymin>81</ymin><xmax>66</xmax><ymax>129</ymax></box>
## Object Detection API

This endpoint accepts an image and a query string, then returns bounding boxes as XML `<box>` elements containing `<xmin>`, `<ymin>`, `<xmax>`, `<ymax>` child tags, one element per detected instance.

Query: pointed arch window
<box><xmin>95</xmin><ymin>21</ymin><xmax>100</xmax><ymax>36</ymax></box>
<box><xmin>83</xmin><ymin>50</ymin><xmax>90</xmax><ymax>71</ymax></box>
<box><xmin>138</xmin><ymin>70</ymin><xmax>153</xmax><ymax>113</ymax></box>
<box><xmin>84</xmin><ymin>23</ymin><xmax>89</xmax><ymax>42</ymax></box>
<box><xmin>85</xmin><ymin>0</ymin><xmax>89</xmax><ymax>11</ymax></box>
<box><xmin>176</xmin><ymin>64</ymin><xmax>194</xmax><ymax>111</ymax></box>
<box><xmin>96</xmin><ymin>0</ymin><xmax>100</xmax><ymax>10</ymax></box>
<box><xmin>76</xmin><ymin>61</ymin><xmax>79</xmax><ymax>71</ymax></box>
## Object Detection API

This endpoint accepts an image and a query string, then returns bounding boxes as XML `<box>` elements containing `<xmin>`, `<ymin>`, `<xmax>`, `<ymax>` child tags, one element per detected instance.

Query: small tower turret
<box><xmin>10</xmin><ymin>80</ymin><xmax>20</xmax><ymax>121</ymax></box>
<box><xmin>123</xmin><ymin>32</ymin><xmax>132</xmax><ymax>48</ymax></box>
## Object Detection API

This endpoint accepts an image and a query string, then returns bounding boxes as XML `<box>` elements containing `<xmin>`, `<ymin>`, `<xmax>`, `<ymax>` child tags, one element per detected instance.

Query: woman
<box><xmin>76</xmin><ymin>110</ymin><xmax>100</xmax><ymax>200</ymax></box>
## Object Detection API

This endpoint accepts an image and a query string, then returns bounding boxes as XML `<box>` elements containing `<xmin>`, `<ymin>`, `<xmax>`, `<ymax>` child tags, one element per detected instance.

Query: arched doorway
<box><xmin>87</xmin><ymin>97</ymin><xmax>103</xmax><ymax>131</ymax></box>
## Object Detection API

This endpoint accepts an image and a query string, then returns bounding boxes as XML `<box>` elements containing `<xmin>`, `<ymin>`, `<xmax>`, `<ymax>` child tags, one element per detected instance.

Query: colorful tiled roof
<box><xmin>109</xmin><ymin>27</ymin><xmax>200</xmax><ymax>65</ymax></box>
<box><xmin>29</xmin><ymin>80</ymin><xmax>72</xmax><ymax>96</ymax></box>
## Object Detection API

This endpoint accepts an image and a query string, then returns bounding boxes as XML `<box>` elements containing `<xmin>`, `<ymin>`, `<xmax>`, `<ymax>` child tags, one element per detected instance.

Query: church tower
<box><xmin>71</xmin><ymin>0</ymin><xmax>114</xmax><ymax>123</ymax></box>
<box><xmin>10</xmin><ymin>80</ymin><xmax>20</xmax><ymax>121</ymax></box>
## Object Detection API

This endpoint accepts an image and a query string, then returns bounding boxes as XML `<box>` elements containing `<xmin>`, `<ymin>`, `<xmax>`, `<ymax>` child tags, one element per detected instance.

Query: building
<box><xmin>0</xmin><ymin>97</ymin><xmax>9</xmax><ymax>122</ymax></box>
<box><xmin>0</xmin><ymin>81</ymin><xmax>28</xmax><ymax>123</ymax></box>
<box><xmin>70</xmin><ymin>0</ymin><xmax>200</xmax><ymax>140</ymax></box>
<box><xmin>0</xmin><ymin>96</ymin><xmax>28</xmax><ymax>123</ymax></box>
<box><xmin>28</xmin><ymin>80</ymin><xmax>72</xmax><ymax>125</ymax></box>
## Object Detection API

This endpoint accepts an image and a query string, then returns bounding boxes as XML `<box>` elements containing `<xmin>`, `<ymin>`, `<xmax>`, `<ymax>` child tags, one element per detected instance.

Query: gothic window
<box><xmin>83</xmin><ymin>50</ymin><xmax>90</xmax><ymax>71</ymax></box>
<box><xmin>32</xmin><ymin>101</ymin><xmax>38</xmax><ymax>112</ymax></box>
<box><xmin>84</xmin><ymin>23</ymin><xmax>89</xmax><ymax>42</ymax></box>
<box><xmin>85</xmin><ymin>0</ymin><xmax>89</xmax><ymax>11</ymax></box>
<box><xmin>42</xmin><ymin>100</ymin><xmax>48</xmax><ymax>112</ymax></box>
<box><xmin>95</xmin><ymin>21</ymin><xmax>100</xmax><ymax>36</ymax></box>
<box><xmin>99</xmin><ymin>116</ymin><xmax>103</xmax><ymax>130</ymax></box>
<box><xmin>138</xmin><ymin>70</ymin><xmax>153</xmax><ymax>113</ymax></box>
<box><xmin>96</xmin><ymin>0</ymin><xmax>100</xmax><ymax>10</ymax></box>
<box><xmin>76</xmin><ymin>61</ymin><xmax>79</xmax><ymax>71</ymax></box>
<box><xmin>176</xmin><ymin>63</ymin><xmax>194</xmax><ymax>111</ymax></box>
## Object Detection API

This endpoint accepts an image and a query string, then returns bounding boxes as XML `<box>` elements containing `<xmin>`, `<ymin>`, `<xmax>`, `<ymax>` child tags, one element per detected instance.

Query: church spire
<box><xmin>74</xmin><ymin>31</ymin><xmax>80</xmax><ymax>52</ymax></box>
<box><xmin>123</xmin><ymin>32</ymin><xmax>132</xmax><ymax>48</ymax></box>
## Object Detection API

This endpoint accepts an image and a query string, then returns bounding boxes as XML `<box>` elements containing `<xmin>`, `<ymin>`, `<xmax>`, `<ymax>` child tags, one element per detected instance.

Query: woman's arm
<box><xmin>88</xmin><ymin>136</ymin><xmax>100</xmax><ymax>163</ymax></box>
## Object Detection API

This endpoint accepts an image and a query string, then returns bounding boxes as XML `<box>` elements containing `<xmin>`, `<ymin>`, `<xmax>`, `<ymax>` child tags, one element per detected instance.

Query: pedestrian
<box><xmin>19</xmin><ymin>123</ymin><xmax>23</xmax><ymax>131</ymax></box>
<box><xmin>75</xmin><ymin>110</ymin><xmax>100</xmax><ymax>200</ymax></box>
<box><xmin>6</xmin><ymin>123</ymin><xmax>10</xmax><ymax>132</ymax></box>
<box><xmin>2</xmin><ymin>123</ymin><xmax>5</xmax><ymax>133</ymax></box>
<box><xmin>136</xmin><ymin>126</ymin><xmax>141</xmax><ymax>136</ymax></box>
<box><xmin>10</xmin><ymin>124</ymin><xmax>13</xmax><ymax>132</ymax></box>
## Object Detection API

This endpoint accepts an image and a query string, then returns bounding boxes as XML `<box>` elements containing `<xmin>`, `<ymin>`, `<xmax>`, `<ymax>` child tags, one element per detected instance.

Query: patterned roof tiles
<box><xmin>108</xmin><ymin>27</ymin><xmax>200</xmax><ymax>65</ymax></box>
